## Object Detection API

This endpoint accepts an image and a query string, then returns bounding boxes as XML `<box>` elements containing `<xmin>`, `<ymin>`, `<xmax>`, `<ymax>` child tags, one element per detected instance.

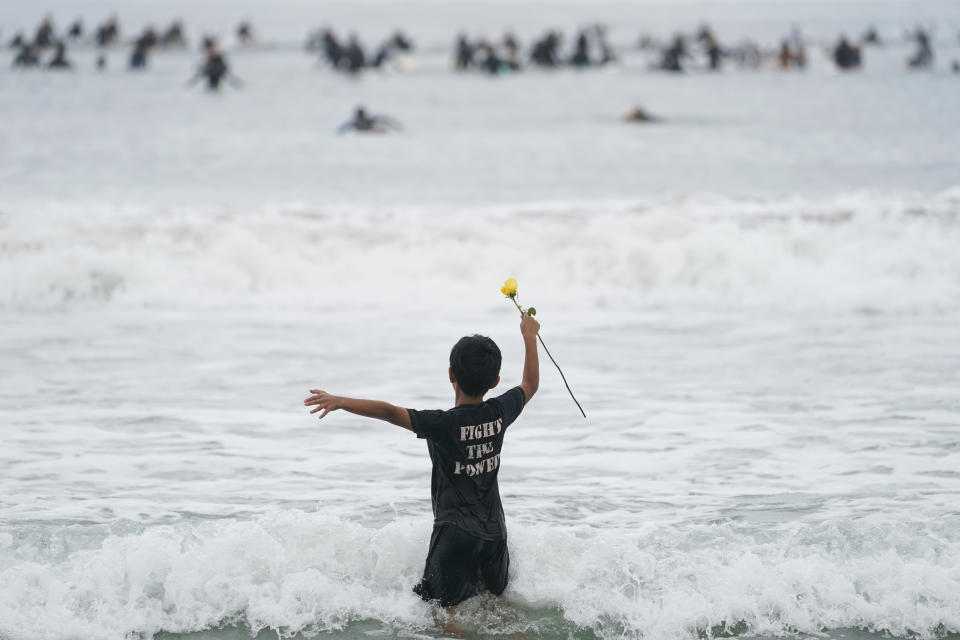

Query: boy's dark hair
<box><xmin>449</xmin><ymin>335</ymin><xmax>502</xmax><ymax>397</ymax></box>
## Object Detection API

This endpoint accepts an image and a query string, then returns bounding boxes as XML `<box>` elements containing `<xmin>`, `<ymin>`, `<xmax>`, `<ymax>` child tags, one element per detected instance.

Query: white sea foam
<box><xmin>1</xmin><ymin>511</ymin><xmax>958</xmax><ymax>640</ymax></box>
<box><xmin>3</xmin><ymin>191</ymin><xmax>960</xmax><ymax>314</ymax></box>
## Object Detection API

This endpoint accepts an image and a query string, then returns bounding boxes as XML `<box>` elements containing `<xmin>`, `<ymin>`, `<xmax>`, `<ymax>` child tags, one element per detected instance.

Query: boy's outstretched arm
<box><xmin>304</xmin><ymin>390</ymin><xmax>412</xmax><ymax>431</ymax></box>
<box><xmin>519</xmin><ymin>312</ymin><xmax>540</xmax><ymax>404</ymax></box>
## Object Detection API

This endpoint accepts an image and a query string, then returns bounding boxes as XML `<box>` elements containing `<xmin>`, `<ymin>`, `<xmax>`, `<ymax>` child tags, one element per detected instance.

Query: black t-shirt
<box><xmin>407</xmin><ymin>386</ymin><xmax>526</xmax><ymax>540</ymax></box>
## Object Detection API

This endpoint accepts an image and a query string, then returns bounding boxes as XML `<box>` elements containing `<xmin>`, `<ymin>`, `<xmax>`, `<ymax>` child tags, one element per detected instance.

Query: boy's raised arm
<box><xmin>518</xmin><ymin>313</ymin><xmax>540</xmax><ymax>404</ymax></box>
<box><xmin>304</xmin><ymin>390</ymin><xmax>412</xmax><ymax>431</ymax></box>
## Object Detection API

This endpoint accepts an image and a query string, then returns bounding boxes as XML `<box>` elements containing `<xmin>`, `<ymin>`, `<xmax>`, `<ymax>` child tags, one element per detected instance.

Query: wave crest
<box><xmin>1</xmin><ymin>512</ymin><xmax>958</xmax><ymax>640</ymax></box>
<box><xmin>2</xmin><ymin>191</ymin><xmax>960</xmax><ymax>313</ymax></box>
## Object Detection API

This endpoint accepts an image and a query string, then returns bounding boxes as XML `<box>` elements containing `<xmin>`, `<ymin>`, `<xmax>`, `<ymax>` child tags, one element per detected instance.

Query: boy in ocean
<box><xmin>303</xmin><ymin>312</ymin><xmax>540</xmax><ymax>618</ymax></box>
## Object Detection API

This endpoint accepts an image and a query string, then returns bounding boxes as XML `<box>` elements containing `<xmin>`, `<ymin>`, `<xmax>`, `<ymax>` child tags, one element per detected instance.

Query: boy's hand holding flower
<box><xmin>520</xmin><ymin>313</ymin><xmax>540</xmax><ymax>339</ymax></box>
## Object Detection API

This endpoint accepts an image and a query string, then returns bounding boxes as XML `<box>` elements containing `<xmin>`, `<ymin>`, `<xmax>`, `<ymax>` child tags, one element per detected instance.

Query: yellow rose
<box><xmin>500</xmin><ymin>278</ymin><xmax>518</xmax><ymax>297</ymax></box>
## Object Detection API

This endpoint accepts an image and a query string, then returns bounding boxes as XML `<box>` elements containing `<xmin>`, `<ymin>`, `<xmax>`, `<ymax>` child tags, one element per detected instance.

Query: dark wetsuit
<box><xmin>201</xmin><ymin>53</ymin><xmax>228</xmax><ymax>89</ymax></box>
<box><xmin>337</xmin><ymin>108</ymin><xmax>400</xmax><ymax>134</ymax></box>
<box><xmin>48</xmin><ymin>45</ymin><xmax>71</xmax><ymax>69</ymax></box>
<box><xmin>13</xmin><ymin>45</ymin><xmax>40</xmax><ymax>68</ymax></box>
<box><xmin>569</xmin><ymin>32</ymin><xmax>590</xmax><ymax>66</ymax></box>
<box><xmin>454</xmin><ymin>35</ymin><xmax>473</xmax><ymax>70</ymax></box>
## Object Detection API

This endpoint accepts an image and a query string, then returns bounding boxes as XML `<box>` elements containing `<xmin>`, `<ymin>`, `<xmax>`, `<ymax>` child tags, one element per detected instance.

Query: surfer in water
<box><xmin>624</xmin><ymin>105</ymin><xmax>660</xmax><ymax>123</ymax></box>
<box><xmin>906</xmin><ymin>27</ymin><xmax>933</xmax><ymax>69</ymax></box>
<box><xmin>189</xmin><ymin>40</ymin><xmax>240</xmax><ymax>90</ymax></box>
<box><xmin>336</xmin><ymin>106</ymin><xmax>402</xmax><ymax>134</ymax></box>
<box><xmin>12</xmin><ymin>43</ymin><xmax>40</xmax><ymax>68</ymax></box>
<box><xmin>236</xmin><ymin>20</ymin><xmax>255</xmax><ymax>46</ymax></box>
<box><xmin>832</xmin><ymin>35</ymin><xmax>862</xmax><ymax>70</ymax></box>
<box><xmin>304</xmin><ymin>313</ymin><xmax>540</xmax><ymax>634</ymax></box>
<box><xmin>47</xmin><ymin>42</ymin><xmax>72</xmax><ymax>70</ymax></box>
<box><xmin>129</xmin><ymin>30</ymin><xmax>154</xmax><ymax>69</ymax></box>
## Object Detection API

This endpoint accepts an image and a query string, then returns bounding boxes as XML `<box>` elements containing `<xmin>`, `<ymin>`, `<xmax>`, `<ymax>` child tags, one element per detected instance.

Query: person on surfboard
<box><xmin>336</xmin><ymin>106</ymin><xmax>402</xmax><ymax>134</ymax></box>
<box><xmin>304</xmin><ymin>313</ymin><xmax>540</xmax><ymax>633</ymax></box>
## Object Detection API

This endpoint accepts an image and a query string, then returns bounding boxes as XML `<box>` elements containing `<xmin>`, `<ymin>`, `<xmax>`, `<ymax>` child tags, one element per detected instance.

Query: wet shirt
<box><xmin>407</xmin><ymin>387</ymin><xmax>526</xmax><ymax>540</ymax></box>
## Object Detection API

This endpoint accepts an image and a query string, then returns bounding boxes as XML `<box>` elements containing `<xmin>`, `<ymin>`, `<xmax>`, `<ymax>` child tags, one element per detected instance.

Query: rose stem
<box><xmin>511</xmin><ymin>297</ymin><xmax>586</xmax><ymax>419</ymax></box>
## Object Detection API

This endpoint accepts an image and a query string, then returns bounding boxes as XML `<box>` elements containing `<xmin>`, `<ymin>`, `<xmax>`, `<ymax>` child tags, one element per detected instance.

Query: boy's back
<box><xmin>409</xmin><ymin>386</ymin><xmax>526</xmax><ymax>540</ymax></box>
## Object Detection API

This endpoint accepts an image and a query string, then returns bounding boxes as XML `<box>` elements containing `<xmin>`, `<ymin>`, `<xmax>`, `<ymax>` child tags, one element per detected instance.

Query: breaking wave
<box><xmin>1</xmin><ymin>511</ymin><xmax>959</xmax><ymax>640</ymax></box>
<box><xmin>2</xmin><ymin>190</ymin><xmax>960</xmax><ymax>314</ymax></box>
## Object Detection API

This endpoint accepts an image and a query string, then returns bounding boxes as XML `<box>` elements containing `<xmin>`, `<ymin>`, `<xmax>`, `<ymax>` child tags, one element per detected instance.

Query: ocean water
<box><xmin>2</xmin><ymin>1</ymin><xmax>960</xmax><ymax>639</ymax></box>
